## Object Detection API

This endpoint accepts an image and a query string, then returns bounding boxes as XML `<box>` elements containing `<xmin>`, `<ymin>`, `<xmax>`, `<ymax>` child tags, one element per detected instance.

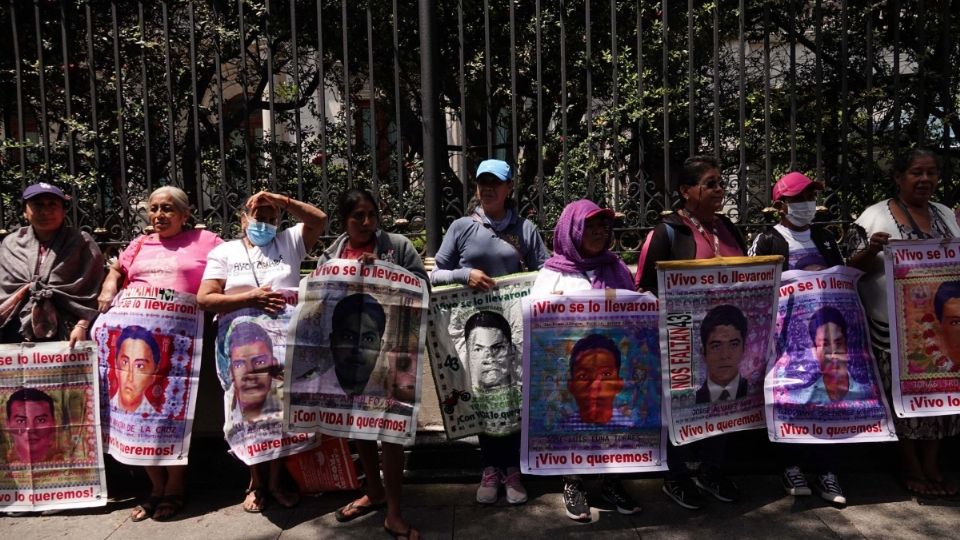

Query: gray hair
<box><xmin>148</xmin><ymin>186</ymin><xmax>191</xmax><ymax>216</ymax></box>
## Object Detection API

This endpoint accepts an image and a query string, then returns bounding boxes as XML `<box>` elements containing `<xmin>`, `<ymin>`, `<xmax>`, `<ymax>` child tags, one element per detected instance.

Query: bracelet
<box><xmin>74</xmin><ymin>321</ymin><xmax>89</xmax><ymax>329</ymax></box>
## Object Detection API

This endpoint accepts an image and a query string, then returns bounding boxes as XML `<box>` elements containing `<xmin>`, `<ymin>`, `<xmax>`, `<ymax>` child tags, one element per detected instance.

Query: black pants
<box><xmin>777</xmin><ymin>442</ymin><xmax>837</xmax><ymax>475</ymax></box>
<box><xmin>478</xmin><ymin>432</ymin><xmax>521</xmax><ymax>469</ymax></box>
<box><xmin>666</xmin><ymin>433</ymin><xmax>729</xmax><ymax>480</ymax></box>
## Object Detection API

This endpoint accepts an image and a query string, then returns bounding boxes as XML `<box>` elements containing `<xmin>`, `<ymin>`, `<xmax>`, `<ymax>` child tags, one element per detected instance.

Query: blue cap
<box><xmin>22</xmin><ymin>182</ymin><xmax>69</xmax><ymax>201</ymax></box>
<box><xmin>475</xmin><ymin>159</ymin><xmax>512</xmax><ymax>182</ymax></box>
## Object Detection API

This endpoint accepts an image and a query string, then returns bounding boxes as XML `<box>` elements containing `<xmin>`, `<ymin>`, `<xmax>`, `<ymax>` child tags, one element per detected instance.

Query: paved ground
<box><xmin>4</xmin><ymin>472</ymin><xmax>960</xmax><ymax>539</ymax></box>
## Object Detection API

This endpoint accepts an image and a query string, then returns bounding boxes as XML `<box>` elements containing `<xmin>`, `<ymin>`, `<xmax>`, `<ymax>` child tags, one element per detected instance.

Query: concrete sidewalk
<box><xmin>3</xmin><ymin>473</ymin><xmax>960</xmax><ymax>539</ymax></box>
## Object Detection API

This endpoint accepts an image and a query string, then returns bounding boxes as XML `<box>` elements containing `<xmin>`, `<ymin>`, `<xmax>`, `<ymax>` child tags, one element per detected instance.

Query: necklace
<box><xmin>680</xmin><ymin>209</ymin><xmax>720</xmax><ymax>256</ymax></box>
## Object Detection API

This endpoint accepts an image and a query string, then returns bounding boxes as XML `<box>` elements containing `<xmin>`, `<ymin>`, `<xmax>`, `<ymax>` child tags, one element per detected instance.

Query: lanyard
<box><xmin>893</xmin><ymin>198</ymin><xmax>944</xmax><ymax>239</ymax></box>
<box><xmin>681</xmin><ymin>210</ymin><xmax>721</xmax><ymax>257</ymax></box>
<box><xmin>241</xmin><ymin>241</ymin><xmax>262</xmax><ymax>287</ymax></box>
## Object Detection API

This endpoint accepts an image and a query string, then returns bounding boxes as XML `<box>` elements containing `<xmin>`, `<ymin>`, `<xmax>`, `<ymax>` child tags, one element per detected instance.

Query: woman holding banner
<box><xmin>322</xmin><ymin>189</ymin><xmax>425</xmax><ymax>540</ymax></box>
<box><xmin>848</xmin><ymin>148</ymin><xmax>960</xmax><ymax>497</ymax></box>
<box><xmin>431</xmin><ymin>159</ymin><xmax>548</xmax><ymax>506</ymax></box>
<box><xmin>96</xmin><ymin>186</ymin><xmax>221</xmax><ymax>522</ymax></box>
<box><xmin>530</xmin><ymin>199</ymin><xmax>640</xmax><ymax>522</ymax></box>
<box><xmin>636</xmin><ymin>155</ymin><xmax>747</xmax><ymax>511</ymax></box>
<box><xmin>197</xmin><ymin>190</ymin><xmax>327</xmax><ymax>513</ymax></box>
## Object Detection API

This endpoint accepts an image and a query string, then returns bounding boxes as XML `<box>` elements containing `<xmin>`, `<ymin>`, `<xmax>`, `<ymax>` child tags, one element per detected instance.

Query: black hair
<box><xmin>677</xmin><ymin>155</ymin><xmax>721</xmax><ymax>189</ymax></box>
<box><xmin>934</xmin><ymin>281</ymin><xmax>960</xmax><ymax>322</ymax></box>
<box><xmin>892</xmin><ymin>148</ymin><xmax>940</xmax><ymax>179</ymax></box>
<box><xmin>6</xmin><ymin>387</ymin><xmax>54</xmax><ymax>419</ymax></box>
<box><xmin>569</xmin><ymin>333</ymin><xmax>621</xmax><ymax>372</ymax></box>
<box><xmin>228</xmin><ymin>321</ymin><xmax>274</xmax><ymax>353</ymax></box>
<box><xmin>700</xmin><ymin>304</ymin><xmax>748</xmax><ymax>346</ymax></box>
<box><xmin>337</xmin><ymin>188</ymin><xmax>380</xmax><ymax>224</ymax></box>
<box><xmin>332</xmin><ymin>293</ymin><xmax>387</xmax><ymax>337</ymax></box>
<box><xmin>807</xmin><ymin>306</ymin><xmax>847</xmax><ymax>343</ymax></box>
<box><xmin>464</xmin><ymin>310</ymin><xmax>512</xmax><ymax>342</ymax></box>
<box><xmin>116</xmin><ymin>325</ymin><xmax>161</xmax><ymax>366</ymax></box>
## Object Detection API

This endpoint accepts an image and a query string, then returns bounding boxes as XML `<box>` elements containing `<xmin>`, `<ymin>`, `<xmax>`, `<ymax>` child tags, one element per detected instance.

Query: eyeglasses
<box><xmin>700</xmin><ymin>180</ymin><xmax>726</xmax><ymax>190</ymax></box>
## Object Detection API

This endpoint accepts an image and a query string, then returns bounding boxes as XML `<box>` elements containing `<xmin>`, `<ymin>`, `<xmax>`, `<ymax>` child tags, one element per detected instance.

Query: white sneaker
<box><xmin>815</xmin><ymin>473</ymin><xmax>847</xmax><ymax>505</ymax></box>
<box><xmin>502</xmin><ymin>467</ymin><xmax>528</xmax><ymax>505</ymax></box>
<box><xmin>476</xmin><ymin>466</ymin><xmax>500</xmax><ymax>504</ymax></box>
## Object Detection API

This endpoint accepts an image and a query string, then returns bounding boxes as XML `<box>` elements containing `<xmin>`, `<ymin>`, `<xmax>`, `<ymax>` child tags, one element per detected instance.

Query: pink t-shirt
<box><xmin>119</xmin><ymin>229</ymin><xmax>223</xmax><ymax>294</ymax></box>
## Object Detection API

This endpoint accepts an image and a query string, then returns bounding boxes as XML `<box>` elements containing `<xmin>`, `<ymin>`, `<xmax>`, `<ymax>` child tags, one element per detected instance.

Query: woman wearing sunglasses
<box><xmin>635</xmin><ymin>155</ymin><xmax>747</xmax><ymax>511</ymax></box>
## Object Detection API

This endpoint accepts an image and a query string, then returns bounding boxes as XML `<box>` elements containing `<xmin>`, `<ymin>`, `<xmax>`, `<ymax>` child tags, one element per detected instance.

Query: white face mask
<box><xmin>785</xmin><ymin>201</ymin><xmax>817</xmax><ymax>227</ymax></box>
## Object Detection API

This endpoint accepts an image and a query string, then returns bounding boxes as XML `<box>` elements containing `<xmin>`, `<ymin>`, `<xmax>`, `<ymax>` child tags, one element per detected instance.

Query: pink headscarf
<box><xmin>543</xmin><ymin>199</ymin><xmax>634</xmax><ymax>289</ymax></box>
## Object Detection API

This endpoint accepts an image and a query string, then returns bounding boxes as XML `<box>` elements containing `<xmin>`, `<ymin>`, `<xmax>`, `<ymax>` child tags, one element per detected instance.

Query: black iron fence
<box><xmin>1</xmin><ymin>1</ymin><xmax>958</xmax><ymax>259</ymax></box>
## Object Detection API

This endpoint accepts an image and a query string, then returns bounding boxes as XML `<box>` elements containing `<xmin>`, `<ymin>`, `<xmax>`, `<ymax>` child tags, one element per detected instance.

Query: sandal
<box><xmin>130</xmin><ymin>495</ymin><xmax>162</xmax><ymax>522</ymax></box>
<box><xmin>383</xmin><ymin>524</ymin><xmax>420</xmax><ymax>540</ymax></box>
<box><xmin>901</xmin><ymin>475</ymin><xmax>937</xmax><ymax>498</ymax></box>
<box><xmin>335</xmin><ymin>497</ymin><xmax>385</xmax><ymax>523</ymax></box>
<box><xmin>153</xmin><ymin>494</ymin><xmax>185</xmax><ymax>521</ymax></box>
<box><xmin>269</xmin><ymin>487</ymin><xmax>300</xmax><ymax>509</ymax></box>
<box><xmin>242</xmin><ymin>488</ymin><xmax>267</xmax><ymax>513</ymax></box>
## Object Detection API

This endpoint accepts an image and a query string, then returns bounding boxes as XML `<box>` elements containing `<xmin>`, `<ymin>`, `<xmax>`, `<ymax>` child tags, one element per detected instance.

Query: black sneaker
<box><xmin>814</xmin><ymin>473</ymin><xmax>847</xmax><ymax>505</ymax></box>
<box><xmin>693</xmin><ymin>471</ymin><xmax>739</xmax><ymax>503</ymax></box>
<box><xmin>600</xmin><ymin>479</ymin><xmax>641</xmax><ymax>515</ymax></box>
<box><xmin>563</xmin><ymin>480</ymin><xmax>591</xmax><ymax>521</ymax></box>
<box><xmin>662</xmin><ymin>477</ymin><xmax>705</xmax><ymax>510</ymax></box>
<box><xmin>782</xmin><ymin>466</ymin><xmax>812</xmax><ymax>496</ymax></box>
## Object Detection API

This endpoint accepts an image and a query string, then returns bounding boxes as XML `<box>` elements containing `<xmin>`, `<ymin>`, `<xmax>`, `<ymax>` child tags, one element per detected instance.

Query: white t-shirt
<box><xmin>202</xmin><ymin>223</ymin><xmax>306</xmax><ymax>292</ymax></box>
<box><xmin>748</xmin><ymin>224</ymin><xmax>828</xmax><ymax>271</ymax></box>
<box><xmin>530</xmin><ymin>267</ymin><xmax>595</xmax><ymax>296</ymax></box>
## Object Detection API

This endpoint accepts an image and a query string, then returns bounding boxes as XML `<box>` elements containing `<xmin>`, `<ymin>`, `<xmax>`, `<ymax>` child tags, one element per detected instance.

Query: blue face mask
<box><xmin>246</xmin><ymin>219</ymin><xmax>277</xmax><ymax>246</ymax></box>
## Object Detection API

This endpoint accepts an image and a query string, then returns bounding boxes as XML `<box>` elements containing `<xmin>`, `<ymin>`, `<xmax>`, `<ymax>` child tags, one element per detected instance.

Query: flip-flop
<box><xmin>130</xmin><ymin>495</ymin><xmax>162</xmax><ymax>522</ymax></box>
<box><xmin>334</xmin><ymin>498</ymin><xmax>385</xmax><ymax>523</ymax></box>
<box><xmin>901</xmin><ymin>475</ymin><xmax>936</xmax><ymax>498</ymax></box>
<box><xmin>383</xmin><ymin>524</ymin><xmax>420</xmax><ymax>540</ymax></box>
<box><xmin>242</xmin><ymin>488</ymin><xmax>267</xmax><ymax>513</ymax></box>
<box><xmin>153</xmin><ymin>494</ymin><xmax>185</xmax><ymax>521</ymax></box>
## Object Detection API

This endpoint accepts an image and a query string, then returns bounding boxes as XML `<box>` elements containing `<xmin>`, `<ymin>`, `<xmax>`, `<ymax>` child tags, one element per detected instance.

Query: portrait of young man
<box><xmin>696</xmin><ymin>304</ymin><xmax>749</xmax><ymax>404</ymax></box>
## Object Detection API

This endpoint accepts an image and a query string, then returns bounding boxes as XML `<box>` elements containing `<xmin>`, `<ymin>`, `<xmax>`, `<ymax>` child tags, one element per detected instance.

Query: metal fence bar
<box><xmin>457</xmin><ymin>0</ymin><xmax>468</xmax><ymax>206</ymax></box>
<box><xmin>366</xmin><ymin>1</ymin><xmax>378</xmax><ymax>197</ymax></box>
<box><xmin>111</xmin><ymin>0</ymin><xmax>129</xmax><ymax>235</ymax></box>
<box><xmin>214</xmin><ymin>1</ymin><xmax>228</xmax><ymax>228</ymax></box>
<box><xmin>60</xmin><ymin>1</ymin><xmax>77</xmax><ymax>183</ymax></box>
<box><xmin>535</xmin><ymin>0</ymin><xmax>544</xmax><ymax>219</ymax></box>
<box><xmin>137</xmin><ymin>1</ymin><xmax>152</xmax><ymax>191</ymax></box>
<box><xmin>483</xmin><ymin>0</ymin><xmax>492</xmax><ymax>156</ymax></box>
<box><xmin>162</xmin><ymin>0</ymin><xmax>177</xmax><ymax>186</ymax></box>
<box><xmin>636</xmin><ymin>1</ymin><xmax>645</xmax><ymax>221</ymax></box>
<box><xmin>291</xmin><ymin>0</ymin><xmax>304</xmax><ymax>200</ymax></box>
<box><xmin>188</xmin><ymin>1</ymin><xmax>203</xmax><ymax>213</ymax></box>
<box><xmin>315</xmin><ymin>0</ymin><xmax>330</xmax><ymax>233</ymax></box>
<box><xmin>341</xmin><ymin>0</ymin><xmax>352</xmax><ymax>187</ymax></box>
<box><xmin>839</xmin><ymin>0</ymin><xmax>849</xmax><ymax>186</ymax></box>
<box><xmin>763</xmin><ymin>3</ymin><xmax>771</xmax><ymax>188</ymax></box>
<box><xmin>892</xmin><ymin>0</ymin><xmax>900</xmax><ymax>156</ymax></box>
<box><xmin>661</xmin><ymin>0</ymin><xmax>669</xmax><ymax>209</ymax></box>
<box><xmin>84</xmin><ymin>1</ymin><xmax>102</xmax><ymax>218</ymax></box>
<box><xmin>737</xmin><ymin>0</ymin><xmax>746</xmax><ymax>214</ymax></box>
<box><xmin>610</xmin><ymin>0</ymin><xmax>619</xmax><ymax>208</ymax></box>
<box><xmin>392</xmin><ymin>0</ymin><xmax>403</xmax><ymax>190</ymax></box>
<box><xmin>33</xmin><ymin>1</ymin><xmax>51</xmax><ymax>173</ymax></box>
<box><xmin>865</xmin><ymin>3</ymin><xmax>874</xmax><ymax>178</ymax></box>
<box><xmin>585</xmin><ymin>0</ymin><xmax>593</xmax><ymax>194</ymax></box>
<box><xmin>788</xmin><ymin>0</ymin><xmax>797</xmax><ymax>170</ymax></box>
<box><xmin>560</xmin><ymin>0</ymin><xmax>568</xmax><ymax>196</ymax></box>
<box><xmin>265</xmin><ymin>0</ymin><xmax>277</xmax><ymax>190</ymax></box>
<box><xmin>712</xmin><ymin>1</ymin><xmax>719</xmax><ymax>158</ymax></box>
<box><xmin>687</xmin><ymin>0</ymin><xmax>694</xmax><ymax>156</ymax></box>
<box><xmin>509</xmin><ymin>0</ymin><xmax>518</xmax><ymax>166</ymax></box>
<box><xmin>9</xmin><ymin>1</ymin><xmax>26</xmax><ymax>178</ymax></box>
<box><xmin>814</xmin><ymin>0</ymin><xmax>823</xmax><ymax>180</ymax></box>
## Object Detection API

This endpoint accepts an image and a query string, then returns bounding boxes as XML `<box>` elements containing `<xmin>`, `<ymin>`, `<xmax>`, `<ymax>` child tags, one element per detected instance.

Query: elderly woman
<box><xmin>0</xmin><ymin>183</ymin><xmax>103</xmax><ymax>347</ymax></box>
<box><xmin>197</xmin><ymin>190</ymin><xmax>326</xmax><ymax>513</ymax></box>
<box><xmin>530</xmin><ymin>199</ymin><xmax>640</xmax><ymax>522</ymax></box>
<box><xmin>97</xmin><ymin>186</ymin><xmax>222</xmax><ymax>521</ymax></box>
<box><xmin>636</xmin><ymin>155</ymin><xmax>746</xmax><ymax>511</ymax></box>
<box><xmin>322</xmin><ymin>189</ymin><xmax>424</xmax><ymax>540</ymax></box>
<box><xmin>431</xmin><ymin>159</ymin><xmax>548</xmax><ymax>506</ymax></box>
<box><xmin>848</xmin><ymin>148</ymin><xmax>960</xmax><ymax>498</ymax></box>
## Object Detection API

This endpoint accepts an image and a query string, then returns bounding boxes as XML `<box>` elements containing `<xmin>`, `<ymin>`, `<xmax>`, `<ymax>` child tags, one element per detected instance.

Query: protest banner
<box><xmin>521</xmin><ymin>289</ymin><xmax>666</xmax><ymax>475</ymax></box>
<box><xmin>657</xmin><ymin>256</ymin><xmax>781</xmax><ymax>446</ymax></box>
<box><xmin>0</xmin><ymin>342</ymin><xmax>107</xmax><ymax>511</ymax></box>
<box><xmin>92</xmin><ymin>287</ymin><xmax>203</xmax><ymax>465</ymax></box>
<box><xmin>285</xmin><ymin>259</ymin><xmax>429</xmax><ymax>446</ymax></box>
<box><xmin>216</xmin><ymin>290</ymin><xmax>317</xmax><ymax>465</ymax></box>
<box><xmin>885</xmin><ymin>238</ymin><xmax>960</xmax><ymax>417</ymax></box>
<box><xmin>427</xmin><ymin>273</ymin><xmax>535</xmax><ymax>439</ymax></box>
<box><xmin>765</xmin><ymin>267</ymin><xmax>896</xmax><ymax>443</ymax></box>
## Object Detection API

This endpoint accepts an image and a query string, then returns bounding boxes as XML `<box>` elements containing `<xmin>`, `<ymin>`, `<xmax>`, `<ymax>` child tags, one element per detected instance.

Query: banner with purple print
<box><xmin>521</xmin><ymin>289</ymin><xmax>666</xmax><ymax>475</ymax></box>
<box><xmin>765</xmin><ymin>267</ymin><xmax>895</xmax><ymax>443</ymax></box>
<box><xmin>657</xmin><ymin>256</ymin><xmax>781</xmax><ymax>446</ymax></box>
<box><xmin>885</xmin><ymin>239</ymin><xmax>960</xmax><ymax>417</ymax></box>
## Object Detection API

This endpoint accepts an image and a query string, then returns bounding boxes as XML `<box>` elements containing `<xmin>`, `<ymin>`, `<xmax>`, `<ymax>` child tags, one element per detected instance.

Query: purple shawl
<box><xmin>544</xmin><ymin>199</ymin><xmax>634</xmax><ymax>289</ymax></box>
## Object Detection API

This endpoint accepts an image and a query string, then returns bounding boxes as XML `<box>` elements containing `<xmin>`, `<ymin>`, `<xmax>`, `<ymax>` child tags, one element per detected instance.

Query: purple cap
<box><xmin>22</xmin><ymin>182</ymin><xmax>69</xmax><ymax>201</ymax></box>
<box><xmin>475</xmin><ymin>159</ymin><xmax>513</xmax><ymax>182</ymax></box>
<box><xmin>771</xmin><ymin>172</ymin><xmax>823</xmax><ymax>201</ymax></box>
